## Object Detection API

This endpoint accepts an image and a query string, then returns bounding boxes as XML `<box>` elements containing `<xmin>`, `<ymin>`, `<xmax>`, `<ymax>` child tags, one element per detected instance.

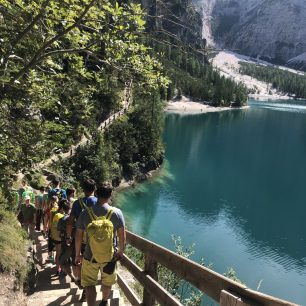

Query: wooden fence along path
<box><xmin>40</xmin><ymin>81</ymin><xmax>132</xmax><ymax>167</ymax></box>
<box><xmin>30</xmin><ymin>229</ymin><xmax>299</xmax><ymax>306</ymax></box>
<box><xmin>118</xmin><ymin>231</ymin><xmax>299</xmax><ymax>306</ymax></box>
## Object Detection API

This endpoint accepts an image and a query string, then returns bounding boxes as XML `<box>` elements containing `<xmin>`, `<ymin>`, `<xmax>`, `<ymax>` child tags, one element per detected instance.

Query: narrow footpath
<box><xmin>40</xmin><ymin>82</ymin><xmax>132</xmax><ymax>168</ymax></box>
<box><xmin>28</xmin><ymin>232</ymin><xmax>129</xmax><ymax>306</ymax></box>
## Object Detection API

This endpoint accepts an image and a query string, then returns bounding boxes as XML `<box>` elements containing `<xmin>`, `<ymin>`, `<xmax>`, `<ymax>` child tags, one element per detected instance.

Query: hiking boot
<box><xmin>99</xmin><ymin>300</ymin><xmax>108</xmax><ymax>306</ymax></box>
<box><xmin>75</xmin><ymin>279</ymin><xmax>83</xmax><ymax>289</ymax></box>
<box><xmin>79</xmin><ymin>290</ymin><xmax>86</xmax><ymax>302</ymax></box>
<box><xmin>59</xmin><ymin>270</ymin><xmax>67</xmax><ymax>277</ymax></box>
<box><xmin>53</xmin><ymin>270</ymin><xmax>61</xmax><ymax>277</ymax></box>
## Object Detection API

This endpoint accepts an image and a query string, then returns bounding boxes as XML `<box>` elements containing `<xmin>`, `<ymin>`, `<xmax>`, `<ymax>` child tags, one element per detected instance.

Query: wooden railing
<box><xmin>117</xmin><ymin>231</ymin><xmax>299</xmax><ymax>306</ymax></box>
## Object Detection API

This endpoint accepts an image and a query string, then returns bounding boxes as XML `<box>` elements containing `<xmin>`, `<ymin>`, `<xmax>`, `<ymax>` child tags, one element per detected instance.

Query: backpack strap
<box><xmin>105</xmin><ymin>209</ymin><xmax>113</xmax><ymax>220</ymax></box>
<box><xmin>86</xmin><ymin>207</ymin><xmax>97</xmax><ymax>221</ymax></box>
<box><xmin>80</xmin><ymin>198</ymin><xmax>98</xmax><ymax>221</ymax></box>
<box><xmin>79</xmin><ymin>197</ymin><xmax>87</xmax><ymax>210</ymax></box>
<box><xmin>86</xmin><ymin>207</ymin><xmax>113</xmax><ymax>222</ymax></box>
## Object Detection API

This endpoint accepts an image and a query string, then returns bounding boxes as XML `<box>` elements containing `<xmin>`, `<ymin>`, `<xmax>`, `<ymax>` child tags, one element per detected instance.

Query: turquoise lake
<box><xmin>115</xmin><ymin>100</ymin><xmax>306</xmax><ymax>305</ymax></box>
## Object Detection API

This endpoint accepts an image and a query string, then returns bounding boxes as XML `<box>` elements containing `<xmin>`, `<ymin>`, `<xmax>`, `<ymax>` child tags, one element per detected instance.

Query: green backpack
<box><xmin>21</xmin><ymin>187</ymin><xmax>35</xmax><ymax>203</ymax></box>
<box><xmin>85</xmin><ymin>207</ymin><xmax>114</xmax><ymax>263</ymax></box>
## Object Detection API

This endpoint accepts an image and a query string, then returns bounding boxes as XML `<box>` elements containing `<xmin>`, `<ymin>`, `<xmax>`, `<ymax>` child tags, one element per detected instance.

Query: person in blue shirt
<box><xmin>48</xmin><ymin>178</ymin><xmax>67</xmax><ymax>200</ymax></box>
<box><xmin>66</xmin><ymin>179</ymin><xmax>97</xmax><ymax>301</ymax></box>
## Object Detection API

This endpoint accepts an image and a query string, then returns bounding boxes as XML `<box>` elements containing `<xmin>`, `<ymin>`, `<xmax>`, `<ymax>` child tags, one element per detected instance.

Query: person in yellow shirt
<box><xmin>46</xmin><ymin>195</ymin><xmax>58</xmax><ymax>262</ymax></box>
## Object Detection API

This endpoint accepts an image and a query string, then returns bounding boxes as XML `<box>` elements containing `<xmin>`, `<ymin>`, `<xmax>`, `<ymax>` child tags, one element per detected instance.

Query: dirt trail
<box><xmin>40</xmin><ymin>84</ymin><xmax>132</xmax><ymax>168</ymax></box>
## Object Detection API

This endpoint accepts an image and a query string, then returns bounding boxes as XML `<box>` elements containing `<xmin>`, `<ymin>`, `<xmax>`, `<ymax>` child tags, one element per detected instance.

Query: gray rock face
<box><xmin>286</xmin><ymin>52</ymin><xmax>306</xmax><ymax>71</ymax></box>
<box><xmin>196</xmin><ymin>0</ymin><xmax>306</xmax><ymax>66</ymax></box>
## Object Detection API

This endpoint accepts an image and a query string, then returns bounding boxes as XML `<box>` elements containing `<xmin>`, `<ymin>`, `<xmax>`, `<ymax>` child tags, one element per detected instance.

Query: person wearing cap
<box><xmin>21</xmin><ymin>195</ymin><xmax>36</xmax><ymax>241</ymax></box>
<box><xmin>18</xmin><ymin>179</ymin><xmax>35</xmax><ymax>208</ymax></box>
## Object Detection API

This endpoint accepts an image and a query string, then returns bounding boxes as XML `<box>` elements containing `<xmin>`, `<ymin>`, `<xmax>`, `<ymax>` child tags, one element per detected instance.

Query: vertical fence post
<box><xmin>220</xmin><ymin>290</ymin><xmax>253</xmax><ymax>306</ymax></box>
<box><xmin>143</xmin><ymin>254</ymin><xmax>158</xmax><ymax>306</ymax></box>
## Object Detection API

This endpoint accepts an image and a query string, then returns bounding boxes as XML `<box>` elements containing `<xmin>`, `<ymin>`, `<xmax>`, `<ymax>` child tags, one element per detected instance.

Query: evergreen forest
<box><xmin>239</xmin><ymin>62</ymin><xmax>306</xmax><ymax>99</ymax></box>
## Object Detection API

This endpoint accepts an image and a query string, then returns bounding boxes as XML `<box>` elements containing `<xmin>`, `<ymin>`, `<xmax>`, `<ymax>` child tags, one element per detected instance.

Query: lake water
<box><xmin>115</xmin><ymin>100</ymin><xmax>306</xmax><ymax>305</ymax></box>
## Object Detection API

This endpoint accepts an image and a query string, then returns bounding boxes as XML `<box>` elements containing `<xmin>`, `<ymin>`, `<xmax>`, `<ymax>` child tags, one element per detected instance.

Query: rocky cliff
<box><xmin>141</xmin><ymin>0</ymin><xmax>205</xmax><ymax>47</ymax></box>
<box><xmin>195</xmin><ymin>0</ymin><xmax>306</xmax><ymax>69</ymax></box>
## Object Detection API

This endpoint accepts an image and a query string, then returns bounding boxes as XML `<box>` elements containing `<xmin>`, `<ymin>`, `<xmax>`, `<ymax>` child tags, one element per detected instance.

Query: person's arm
<box><xmin>116</xmin><ymin>227</ymin><xmax>126</xmax><ymax>260</ymax></box>
<box><xmin>75</xmin><ymin>228</ymin><xmax>84</xmax><ymax>265</ymax></box>
<box><xmin>35</xmin><ymin>196</ymin><xmax>38</xmax><ymax>209</ymax></box>
<box><xmin>66</xmin><ymin>214</ymin><xmax>74</xmax><ymax>241</ymax></box>
<box><xmin>67</xmin><ymin>200</ymin><xmax>78</xmax><ymax>239</ymax></box>
<box><xmin>33</xmin><ymin>212</ymin><xmax>36</xmax><ymax>225</ymax></box>
<box><xmin>48</xmin><ymin>211</ymin><xmax>53</xmax><ymax>231</ymax></box>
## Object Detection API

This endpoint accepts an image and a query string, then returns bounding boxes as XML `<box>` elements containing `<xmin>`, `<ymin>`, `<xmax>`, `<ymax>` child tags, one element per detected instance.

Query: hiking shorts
<box><xmin>81</xmin><ymin>259</ymin><xmax>117</xmax><ymax>288</ymax></box>
<box><xmin>52</xmin><ymin>239</ymin><xmax>61</xmax><ymax>245</ymax></box>
<box><xmin>59</xmin><ymin>244</ymin><xmax>72</xmax><ymax>266</ymax></box>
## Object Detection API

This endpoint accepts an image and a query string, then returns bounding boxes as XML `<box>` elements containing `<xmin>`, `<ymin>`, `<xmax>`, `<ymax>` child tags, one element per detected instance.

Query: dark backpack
<box><xmin>55</xmin><ymin>189</ymin><xmax>65</xmax><ymax>200</ymax></box>
<box><xmin>57</xmin><ymin>214</ymin><xmax>69</xmax><ymax>240</ymax></box>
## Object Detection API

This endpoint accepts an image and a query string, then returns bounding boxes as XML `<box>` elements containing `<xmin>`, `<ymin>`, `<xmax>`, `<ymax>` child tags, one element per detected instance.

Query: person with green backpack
<box><xmin>75</xmin><ymin>182</ymin><xmax>125</xmax><ymax>306</ymax></box>
<box><xmin>18</xmin><ymin>179</ymin><xmax>35</xmax><ymax>208</ymax></box>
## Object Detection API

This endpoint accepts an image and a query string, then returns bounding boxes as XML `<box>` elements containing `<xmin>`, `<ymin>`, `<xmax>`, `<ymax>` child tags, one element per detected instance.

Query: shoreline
<box><xmin>165</xmin><ymin>96</ymin><xmax>249</xmax><ymax>114</ymax></box>
<box><xmin>114</xmin><ymin>166</ymin><xmax>163</xmax><ymax>196</ymax></box>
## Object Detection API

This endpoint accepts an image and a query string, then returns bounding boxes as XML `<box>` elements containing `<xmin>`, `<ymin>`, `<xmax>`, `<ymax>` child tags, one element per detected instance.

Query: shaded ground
<box><xmin>28</xmin><ymin>232</ymin><xmax>125</xmax><ymax>306</ymax></box>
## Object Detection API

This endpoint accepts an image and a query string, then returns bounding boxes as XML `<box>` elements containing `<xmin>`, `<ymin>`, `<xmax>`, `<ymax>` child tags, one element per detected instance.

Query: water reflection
<box><xmin>165</xmin><ymin>110</ymin><xmax>306</xmax><ymax>260</ymax></box>
<box><xmin>116</xmin><ymin>104</ymin><xmax>306</xmax><ymax>304</ymax></box>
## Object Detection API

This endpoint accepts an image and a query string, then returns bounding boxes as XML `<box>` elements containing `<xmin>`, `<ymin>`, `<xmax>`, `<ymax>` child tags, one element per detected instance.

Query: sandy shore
<box><xmin>165</xmin><ymin>96</ymin><xmax>248</xmax><ymax>114</ymax></box>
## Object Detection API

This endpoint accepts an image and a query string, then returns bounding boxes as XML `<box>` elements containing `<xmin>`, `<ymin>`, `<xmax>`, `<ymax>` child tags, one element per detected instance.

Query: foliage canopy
<box><xmin>0</xmin><ymin>0</ymin><xmax>168</xmax><ymax>190</ymax></box>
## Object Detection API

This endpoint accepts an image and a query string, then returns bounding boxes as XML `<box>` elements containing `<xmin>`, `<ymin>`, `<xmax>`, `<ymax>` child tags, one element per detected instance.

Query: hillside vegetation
<box><xmin>239</xmin><ymin>62</ymin><xmax>306</xmax><ymax>99</ymax></box>
<box><xmin>0</xmin><ymin>0</ymin><xmax>248</xmax><ymax>194</ymax></box>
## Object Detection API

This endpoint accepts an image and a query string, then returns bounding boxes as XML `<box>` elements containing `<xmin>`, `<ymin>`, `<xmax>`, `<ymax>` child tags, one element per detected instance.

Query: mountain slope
<box><xmin>195</xmin><ymin>0</ymin><xmax>306</xmax><ymax>68</ymax></box>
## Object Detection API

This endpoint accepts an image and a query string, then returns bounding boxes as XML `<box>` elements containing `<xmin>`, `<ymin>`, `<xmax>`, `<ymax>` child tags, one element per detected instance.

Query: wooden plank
<box><xmin>126</xmin><ymin>231</ymin><xmax>299</xmax><ymax>306</ymax></box>
<box><xmin>117</xmin><ymin>273</ymin><xmax>142</xmax><ymax>306</ymax></box>
<box><xmin>121</xmin><ymin>254</ymin><xmax>183</xmax><ymax>306</ymax></box>
<box><xmin>220</xmin><ymin>290</ymin><xmax>260</xmax><ymax>306</ymax></box>
<box><xmin>143</xmin><ymin>254</ymin><xmax>158</xmax><ymax>306</ymax></box>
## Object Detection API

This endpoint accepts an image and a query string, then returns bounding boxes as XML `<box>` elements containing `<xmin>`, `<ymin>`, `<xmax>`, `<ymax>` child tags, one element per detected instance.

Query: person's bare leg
<box><xmin>55</xmin><ymin>244</ymin><xmax>61</xmax><ymax>271</ymax></box>
<box><xmin>101</xmin><ymin>284</ymin><xmax>112</xmax><ymax>302</ymax></box>
<box><xmin>61</xmin><ymin>264</ymin><xmax>73</xmax><ymax>281</ymax></box>
<box><xmin>85</xmin><ymin>285</ymin><xmax>97</xmax><ymax>306</ymax></box>
<box><xmin>72</xmin><ymin>265</ymin><xmax>78</xmax><ymax>279</ymax></box>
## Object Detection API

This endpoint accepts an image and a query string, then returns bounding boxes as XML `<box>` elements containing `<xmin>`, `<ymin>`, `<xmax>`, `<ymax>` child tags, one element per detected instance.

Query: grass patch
<box><xmin>0</xmin><ymin>192</ymin><xmax>30</xmax><ymax>286</ymax></box>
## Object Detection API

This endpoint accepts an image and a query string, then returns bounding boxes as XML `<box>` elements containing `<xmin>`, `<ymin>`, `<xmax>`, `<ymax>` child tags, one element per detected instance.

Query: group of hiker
<box><xmin>17</xmin><ymin>177</ymin><xmax>126</xmax><ymax>306</ymax></box>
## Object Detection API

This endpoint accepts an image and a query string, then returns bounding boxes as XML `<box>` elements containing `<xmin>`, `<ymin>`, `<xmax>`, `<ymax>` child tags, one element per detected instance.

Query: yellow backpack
<box><xmin>51</xmin><ymin>212</ymin><xmax>64</xmax><ymax>241</ymax></box>
<box><xmin>86</xmin><ymin>207</ymin><xmax>114</xmax><ymax>263</ymax></box>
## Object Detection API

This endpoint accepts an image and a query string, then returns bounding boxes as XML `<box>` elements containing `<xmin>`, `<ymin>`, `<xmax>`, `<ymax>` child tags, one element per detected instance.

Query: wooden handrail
<box><xmin>119</xmin><ymin>230</ymin><xmax>299</xmax><ymax>306</ymax></box>
<box><xmin>117</xmin><ymin>273</ymin><xmax>142</xmax><ymax>306</ymax></box>
<box><xmin>121</xmin><ymin>254</ymin><xmax>183</xmax><ymax>306</ymax></box>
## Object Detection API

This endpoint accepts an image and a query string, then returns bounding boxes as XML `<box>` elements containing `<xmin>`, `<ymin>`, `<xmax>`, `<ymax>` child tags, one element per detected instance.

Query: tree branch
<box><xmin>37</xmin><ymin>41</ymin><xmax>98</xmax><ymax>61</ymax></box>
<box><xmin>10</xmin><ymin>0</ymin><xmax>97</xmax><ymax>83</ymax></box>
<box><xmin>1</xmin><ymin>0</ymin><xmax>50</xmax><ymax>72</ymax></box>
